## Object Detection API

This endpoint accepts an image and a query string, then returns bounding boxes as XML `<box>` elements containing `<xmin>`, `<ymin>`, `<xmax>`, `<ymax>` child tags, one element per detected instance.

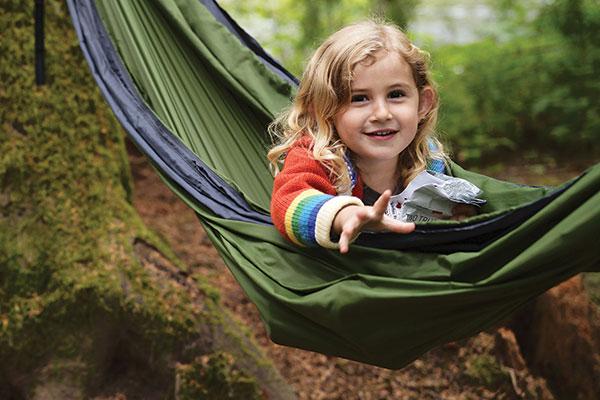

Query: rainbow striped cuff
<box><xmin>284</xmin><ymin>189</ymin><xmax>363</xmax><ymax>248</ymax></box>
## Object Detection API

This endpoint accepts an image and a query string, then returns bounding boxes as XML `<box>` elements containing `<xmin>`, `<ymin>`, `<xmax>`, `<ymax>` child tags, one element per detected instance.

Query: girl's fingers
<box><xmin>372</xmin><ymin>190</ymin><xmax>392</xmax><ymax>215</ymax></box>
<box><xmin>339</xmin><ymin>228</ymin><xmax>357</xmax><ymax>253</ymax></box>
<box><xmin>339</xmin><ymin>234</ymin><xmax>349</xmax><ymax>254</ymax></box>
<box><xmin>338</xmin><ymin>202</ymin><xmax>416</xmax><ymax>253</ymax></box>
<box><xmin>384</xmin><ymin>219</ymin><xmax>416</xmax><ymax>234</ymax></box>
<box><xmin>339</xmin><ymin>220</ymin><xmax>359</xmax><ymax>253</ymax></box>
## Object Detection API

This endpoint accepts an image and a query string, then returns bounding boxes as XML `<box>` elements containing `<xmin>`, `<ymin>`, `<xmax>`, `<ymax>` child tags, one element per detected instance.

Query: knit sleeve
<box><xmin>270</xmin><ymin>142</ymin><xmax>364</xmax><ymax>249</ymax></box>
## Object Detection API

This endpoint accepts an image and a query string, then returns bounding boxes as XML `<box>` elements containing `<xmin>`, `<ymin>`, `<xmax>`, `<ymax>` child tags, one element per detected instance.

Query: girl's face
<box><xmin>333</xmin><ymin>51</ymin><xmax>433</xmax><ymax>172</ymax></box>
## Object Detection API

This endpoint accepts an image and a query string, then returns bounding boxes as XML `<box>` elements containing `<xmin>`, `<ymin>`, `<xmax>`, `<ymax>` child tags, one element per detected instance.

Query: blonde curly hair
<box><xmin>268</xmin><ymin>20</ymin><xmax>445</xmax><ymax>194</ymax></box>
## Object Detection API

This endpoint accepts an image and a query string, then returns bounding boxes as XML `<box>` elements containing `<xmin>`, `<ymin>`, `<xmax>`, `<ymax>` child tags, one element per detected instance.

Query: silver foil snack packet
<box><xmin>385</xmin><ymin>171</ymin><xmax>486</xmax><ymax>223</ymax></box>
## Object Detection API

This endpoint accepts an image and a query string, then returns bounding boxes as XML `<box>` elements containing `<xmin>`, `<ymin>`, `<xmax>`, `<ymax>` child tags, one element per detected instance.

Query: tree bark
<box><xmin>0</xmin><ymin>2</ymin><xmax>294</xmax><ymax>399</ymax></box>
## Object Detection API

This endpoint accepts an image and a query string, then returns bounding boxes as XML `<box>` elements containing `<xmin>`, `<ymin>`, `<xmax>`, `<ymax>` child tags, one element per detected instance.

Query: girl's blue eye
<box><xmin>389</xmin><ymin>90</ymin><xmax>405</xmax><ymax>98</ymax></box>
<box><xmin>351</xmin><ymin>94</ymin><xmax>368</xmax><ymax>103</ymax></box>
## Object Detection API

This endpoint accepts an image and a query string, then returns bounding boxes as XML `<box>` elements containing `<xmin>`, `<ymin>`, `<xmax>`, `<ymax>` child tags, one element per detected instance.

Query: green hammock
<box><xmin>68</xmin><ymin>0</ymin><xmax>600</xmax><ymax>369</ymax></box>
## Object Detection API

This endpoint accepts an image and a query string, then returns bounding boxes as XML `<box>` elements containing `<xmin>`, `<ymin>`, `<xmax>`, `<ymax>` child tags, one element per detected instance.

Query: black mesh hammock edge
<box><xmin>68</xmin><ymin>0</ymin><xmax>272</xmax><ymax>226</ymax></box>
<box><xmin>67</xmin><ymin>0</ymin><xmax>600</xmax><ymax>369</ymax></box>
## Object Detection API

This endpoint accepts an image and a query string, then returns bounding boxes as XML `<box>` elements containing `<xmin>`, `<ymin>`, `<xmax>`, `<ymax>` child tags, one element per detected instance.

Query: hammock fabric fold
<box><xmin>68</xmin><ymin>0</ymin><xmax>600</xmax><ymax>369</ymax></box>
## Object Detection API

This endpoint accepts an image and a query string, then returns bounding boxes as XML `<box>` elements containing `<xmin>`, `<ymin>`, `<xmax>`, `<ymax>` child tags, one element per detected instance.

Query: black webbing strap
<box><xmin>35</xmin><ymin>0</ymin><xmax>45</xmax><ymax>85</ymax></box>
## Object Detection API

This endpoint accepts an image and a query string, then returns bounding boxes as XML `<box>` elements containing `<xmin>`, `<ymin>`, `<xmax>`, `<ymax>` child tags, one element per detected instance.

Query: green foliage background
<box><xmin>219</xmin><ymin>0</ymin><xmax>420</xmax><ymax>77</ymax></box>
<box><xmin>434</xmin><ymin>0</ymin><xmax>600</xmax><ymax>164</ymax></box>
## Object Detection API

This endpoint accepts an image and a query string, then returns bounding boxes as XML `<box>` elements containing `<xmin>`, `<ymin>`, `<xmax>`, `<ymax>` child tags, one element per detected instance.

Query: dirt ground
<box><xmin>128</xmin><ymin>143</ymin><xmax>597</xmax><ymax>399</ymax></box>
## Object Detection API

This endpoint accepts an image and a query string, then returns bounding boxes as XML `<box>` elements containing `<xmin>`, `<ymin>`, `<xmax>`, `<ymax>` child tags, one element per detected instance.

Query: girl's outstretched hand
<box><xmin>333</xmin><ymin>190</ymin><xmax>415</xmax><ymax>254</ymax></box>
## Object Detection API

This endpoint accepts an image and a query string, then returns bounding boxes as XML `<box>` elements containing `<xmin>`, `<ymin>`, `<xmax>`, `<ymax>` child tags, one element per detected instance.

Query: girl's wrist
<box><xmin>332</xmin><ymin>205</ymin><xmax>361</xmax><ymax>234</ymax></box>
<box><xmin>314</xmin><ymin>196</ymin><xmax>364</xmax><ymax>249</ymax></box>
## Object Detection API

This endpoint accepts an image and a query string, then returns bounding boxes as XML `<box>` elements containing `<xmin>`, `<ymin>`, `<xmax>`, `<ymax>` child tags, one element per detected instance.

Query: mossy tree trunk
<box><xmin>0</xmin><ymin>2</ymin><xmax>294</xmax><ymax>399</ymax></box>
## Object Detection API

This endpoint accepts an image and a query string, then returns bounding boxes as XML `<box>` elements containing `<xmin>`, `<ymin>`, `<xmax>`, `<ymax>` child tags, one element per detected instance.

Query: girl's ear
<box><xmin>418</xmin><ymin>86</ymin><xmax>435</xmax><ymax>120</ymax></box>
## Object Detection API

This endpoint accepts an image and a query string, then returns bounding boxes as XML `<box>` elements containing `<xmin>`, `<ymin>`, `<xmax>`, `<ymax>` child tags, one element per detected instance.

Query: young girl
<box><xmin>269</xmin><ymin>20</ymin><xmax>472</xmax><ymax>253</ymax></box>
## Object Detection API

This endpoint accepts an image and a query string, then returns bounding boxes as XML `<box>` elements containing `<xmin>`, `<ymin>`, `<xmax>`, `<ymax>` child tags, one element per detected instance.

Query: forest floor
<box><xmin>128</xmin><ymin>142</ymin><xmax>598</xmax><ymax>400</ymax></box>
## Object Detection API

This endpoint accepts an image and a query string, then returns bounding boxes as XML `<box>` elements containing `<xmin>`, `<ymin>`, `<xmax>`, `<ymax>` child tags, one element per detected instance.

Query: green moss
<box><xmin>1</xmin><ymin>0</ymin><xmax>200</xmax><ymax>350</ymax></box>
<box><xmin>583</xmin><ymin>273</ymin><xmax>600</xmax><ymax>307</ymax></box>
<box><xmin>0</xmin><ymin>2</ymin><xmax>285</xmax><ymax>398</ymax></box>
<box><xmin>176</xmin><ymin>352</ymin><xmax>262</xmax><ymax>400</ymax></box>
<box><xmin>464</xmin><ymin>354</ymin><xmax>510</xmax><ymax>389</ymax></box>
<box><xmin>194</xmin><ymin>276</ymin><xmax>221</xmax><ymax>303</ymax></box>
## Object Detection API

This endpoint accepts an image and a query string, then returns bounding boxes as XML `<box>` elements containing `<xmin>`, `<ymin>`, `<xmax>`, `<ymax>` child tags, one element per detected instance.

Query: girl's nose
<box><xmin>370</xmin><ymin>98</ymin><xmax>392</xmax><ymax>121</ymax></box>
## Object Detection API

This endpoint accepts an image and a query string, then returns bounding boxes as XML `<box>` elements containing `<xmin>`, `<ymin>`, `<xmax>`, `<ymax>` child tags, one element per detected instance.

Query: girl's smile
<box><xmin>333</xmin><ymin>50</ymin><xmax>433</xmax><ymax>190</ymax></box>
<box><xmin>363</xmin><ymin>129</ymin><xmax>398</xmax><ymax>139</ymax></box>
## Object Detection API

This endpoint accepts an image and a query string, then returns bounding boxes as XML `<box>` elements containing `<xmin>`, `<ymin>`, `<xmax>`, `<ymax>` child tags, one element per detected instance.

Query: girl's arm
<box><xmin>271</xmin><ymin>144</ymin><xmax>363</xmax><ymax>249</ymax></box>
<box><xmin>271</xmin><ymin>144</ymin><xmax>415</xmax><ymax>252</ymax></box>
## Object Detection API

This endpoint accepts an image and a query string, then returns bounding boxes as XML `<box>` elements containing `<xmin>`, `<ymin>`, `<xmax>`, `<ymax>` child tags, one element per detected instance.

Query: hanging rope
<box><xmin>35</xmin><ymin>0</ymin><xmax>45</xmax><ymax>85</ymax></box>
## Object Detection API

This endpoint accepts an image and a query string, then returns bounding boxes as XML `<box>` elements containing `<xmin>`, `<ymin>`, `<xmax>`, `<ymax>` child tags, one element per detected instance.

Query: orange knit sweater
<box><xmin>270</xmin><ymin>138</ymin><xmax>364</xmax><ymax>249</ymax></box>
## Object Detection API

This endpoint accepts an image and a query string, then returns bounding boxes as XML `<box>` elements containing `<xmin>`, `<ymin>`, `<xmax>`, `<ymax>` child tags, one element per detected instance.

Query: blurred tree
<box><xmin>537</xmin><ymin>0</ymin><xmax>600</xmax><ymax>45</ymax></box>
<box><xmin>434</xmin><ymin>0</ymin><xmax>600</xmax><ymax>164</ymax></box>
<box><xmin>373</xmin><ymin>0</ymin><xmax>419</xmax><ymax>29</ymax></box>
<box><xmin>484</xmin><ymin>0</ymin><xmax>541</xmax><ymax>37</ymax></box>
<box><xmin>220</xmin><ymin>0</ymin><xmax>420</xmax><ymax>75</ymax></box>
